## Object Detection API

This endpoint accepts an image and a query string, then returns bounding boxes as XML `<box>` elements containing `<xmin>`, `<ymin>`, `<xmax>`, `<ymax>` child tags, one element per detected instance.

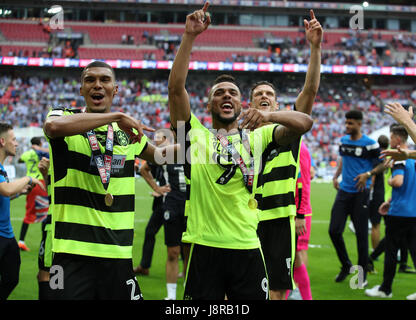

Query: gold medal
<box><xmin>248</xmin><ymin>197</ymin><xmax>258</xmax><ymax>210</ymax></box>
<box><xmin>104</xmin><ymin>193</ymin><xmax>114</xmax><ymax>207</ymax></box>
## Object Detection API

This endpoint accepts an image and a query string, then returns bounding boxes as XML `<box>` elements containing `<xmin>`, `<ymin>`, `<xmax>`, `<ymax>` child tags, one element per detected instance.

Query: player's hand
<box><xmin>378</xmin><ymin>201</ymin><xmax>390</xmax><ymax>216</ymax></box>
<box><xmin>31</xmin><ymin>177</ymin><xmax>46</xmax><ymax>191</ymax></box>
<box><xmin>384</xmin><ymin>102</ymin><xmax>414</xmax><ymax>125</ymax></box>
<box><xmin>21</xmin><ymin>184</ymin><xmax>31</xmax><ymax>195</ymax></box>
<box><xmin>156</xmin><ymin>184</ymin><xmax>171</xmax><ymax>196</ymax></box>
<box><xmin>332</xmin><ymin>177</ymin><xmax>339</xmax><ymax>190</ymax></box>
<box><xmin>354</xmin><ymin>172</ymin><xmax>369</xmax><ymax>192</ymax></box>
<box><xmin>38</xmin><ymin>157</ymin><xmax>50</xmax><ymax>177</ymax></box>
<box><xmin>151</xmin><ymin>191</ymin><xmax>162</xmax><ymax>198</ymax></box>
<box><xmin>185</xmin><ymin>1</ymin><xmax>211</xmax><ymax>37</ymax></box>
<box><xmin>380</xmin><ymin>146</ymin><xmax>410</xmax><ymax>161</ymax></box>
<box><xmin>310</xmin><ymin>166</ymin><xmax>316</xmax><ymax>180</ymax></box>
<box><xmin>237</xmin><ymin>109</ymin><xmax>270</xmax><ymax>130</ymax></box>
<box><xmin>295</xmin><ymin>217</ymin><xmax>307</xmax><ymax>236</ymax></box>
<box><xmin>117</xmin><ymin>113</ymin><xmax>155</xmax><ymax>143</ymax></box>
<box><xmin>304</xmin><ymin>9</ymin><xmax>323</xmax><ymax>49</ymax></box>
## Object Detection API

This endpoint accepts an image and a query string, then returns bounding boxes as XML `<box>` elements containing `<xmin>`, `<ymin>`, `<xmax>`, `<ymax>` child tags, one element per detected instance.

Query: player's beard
<box><xmin>211</xmin><ymin>109</ymin><xmax>241</xmax><ymax>126</ymax></box>
<box><xmin>346</xmin><ymin>127</ymin><xmax>358</xmax><ymax>136</ymax></box>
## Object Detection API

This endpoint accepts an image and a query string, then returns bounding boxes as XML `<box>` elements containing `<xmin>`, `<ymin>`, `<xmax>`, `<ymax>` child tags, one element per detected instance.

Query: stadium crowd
<box><xmin>1</xmin><ymin>74</ymin><xmax>415</xmax><ymax>173</ymax></box>
<box><xmin>240</xmin><ymin>29</ymin><xmax>416</xmax><ymax>67</ymax></box>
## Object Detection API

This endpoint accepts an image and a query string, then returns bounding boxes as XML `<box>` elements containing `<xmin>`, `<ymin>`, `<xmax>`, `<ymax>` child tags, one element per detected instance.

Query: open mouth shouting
<box><xmin>259</xmin><ymin>100</ymin><xmax>270</xmax><ymax>109</ymax></box>
<box><xmin>91</xmin><ymin>92</ymin><xmax>105</xmax><ymax>105</ymax></box>
<box><xmin>221</xmin><ymin>102</ymin><xmax>234</xmax><ymax>114</ymax></box>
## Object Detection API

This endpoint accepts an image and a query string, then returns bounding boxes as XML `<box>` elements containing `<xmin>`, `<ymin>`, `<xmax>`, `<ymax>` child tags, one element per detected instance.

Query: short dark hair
<box><xmin>390</xmin><ymin>124</ymin><xmax>408</xmax><ymax>142</ymax></box>
<box><xmin>213</xmin><ymin>74</ymin><xmax>238</xmax><ymax>87</ymax></box>
<box><xmin>345</xmin><ymin>110</ymin><xmax>363</xmax><ymax>120</ymax></box>
<box><xmin>81</xmin><ymin>60</ymin><xmax>116</xmax><ymax>83</ymax></box>
<box><xmin>249</xmin><ymin>81</ymin><xmax>276</xmax><ymax>101</ymax></box>
<box><xmin>31</xmin><ymin>137</ymin><xmax>42</xmax><ymax>146</ymax></box>
<box><xmin>377</xmin><ymin>135</ymin><xmax>389</xmax><ymax>149</ymax></box>
<box><xmin>0</xmin><ymin>122</ymin><xmax>13</xmax><ymax>136</ymax></box>
<box><xmin>389</xmin><ymin>123</ymin><xmax>399</xmax><ymax>131</ymax></box>
<box><xmin>208</xmin><ymin>74</ymin><xmax>241</xmax><ymax>102</ymax></box>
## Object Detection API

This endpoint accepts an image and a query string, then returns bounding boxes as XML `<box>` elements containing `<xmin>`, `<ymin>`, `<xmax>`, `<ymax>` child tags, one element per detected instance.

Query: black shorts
<box><xmin>0</xmin><ymin>235</ymin><xmax>20</xmax><ymax>299</ymax></box>
<box><xmin>38</xmin><ymin>215</ymin><xmax>52</xmax><ymax>271</ymax></box>
<box><xmin>49</xmin><ymin>253</ymin><xmax>143</xmax><ymax>300</ymax></box>
<box><xmin>184</xmin><ymin>244</ymin><xmax>268</xmax><ymax>300</ymax></box>
<box><xmin>369</xmin><ymin>191</ymin><xmax>384</xmax><ymax>226</ymax></box>
<box><xmin>163</xmin><ymin>199</ymin><xmax>186</xmax><ymax>247</ymax></box>
<box><xmin>257</xmin><ymin>217</ymin><xmax>295</xmax><ymax>291</ymax></box>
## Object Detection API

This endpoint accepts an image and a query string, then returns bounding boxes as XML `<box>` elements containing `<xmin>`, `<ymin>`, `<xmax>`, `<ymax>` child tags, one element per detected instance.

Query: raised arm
<box><xmin>168</xmin><ymin>1</ymin><xmax>211</xmax><ymax>127</ymax></box>
<box><xmin>295</xmin><ymin>9</ymin><xmax>323</xmax><ymax>115</ymax></box>
<box><xmin>384</xmin><ymin>103</ymin><xmax>416</xmax><ymax>144</ymax></box>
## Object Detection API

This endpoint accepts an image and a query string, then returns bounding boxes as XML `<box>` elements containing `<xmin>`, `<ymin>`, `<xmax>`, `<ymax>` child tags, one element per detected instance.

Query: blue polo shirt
<box><xmin>0</xmin><ymin>163</ymin><xmax>13</xmax><ymax>238</ymax></box>
<box><xmin>389</xmin><ymin>159</ymin><xmax>416</xmax><ymax>218</ymax></box>
<box><xmin>339</xmin><ymin>134</ymin><xmax>381</xmax><ymax>193</ymax></box>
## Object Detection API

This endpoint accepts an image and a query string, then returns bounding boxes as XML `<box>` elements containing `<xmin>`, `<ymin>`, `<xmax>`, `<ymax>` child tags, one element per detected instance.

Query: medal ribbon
<box><xmin>86</xmin><ymin>124</ymin><xmax>114</xmax><ymax>191</ymax></box>
<box><xmin>216</xmin><ymin>129</ymin><xmax>254</xmax><ymax>193</ymax></box>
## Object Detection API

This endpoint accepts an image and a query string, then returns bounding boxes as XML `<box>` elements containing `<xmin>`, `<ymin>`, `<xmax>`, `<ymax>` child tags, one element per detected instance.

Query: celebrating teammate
<box><xmin>366</xmin><ymin>125</ymin><xmax>416</xmax><ymax>298</ymax></box>
<box><xmin>247</xmin><ymin>9</ymin><xmax>322</xmax><ymax>300</ymax></box>
<box><xmin>168</xmin><ymin>1</ymin><xmax>312</xmax><ymax>300</ymax></box>
<box><xmin>43</xmin><ymin>60</ymin><xmax>176</xmax><ymax>300</ymax></box>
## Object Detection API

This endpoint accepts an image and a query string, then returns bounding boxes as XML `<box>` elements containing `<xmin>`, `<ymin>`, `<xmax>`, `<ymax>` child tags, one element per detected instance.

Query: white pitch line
<box><xmin>312</xmin><ymin>220</ymin><xmax>330</xmax><ymax>224</ymax></box>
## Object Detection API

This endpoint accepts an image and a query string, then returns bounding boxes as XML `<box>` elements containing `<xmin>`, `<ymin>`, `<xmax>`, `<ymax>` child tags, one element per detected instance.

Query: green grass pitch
<box><xmin>7</xmin><ymin>179</ymin><xmax>415</xmax><ymax>300</ymax></box>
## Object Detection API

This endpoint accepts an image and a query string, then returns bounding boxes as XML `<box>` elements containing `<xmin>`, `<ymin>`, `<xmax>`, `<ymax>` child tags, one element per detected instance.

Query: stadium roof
<box><xmin>51</xmin><ymin>0</ymin><xmax>416</xmax><ymax>13</ymax></box>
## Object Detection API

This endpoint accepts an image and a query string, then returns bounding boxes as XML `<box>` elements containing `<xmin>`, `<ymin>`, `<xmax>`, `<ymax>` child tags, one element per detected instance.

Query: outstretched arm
<box><xmin>295</xmin><ymin>9</ymin><xmax>323</xmax><ymax>115</ymax></box>
<box><xmin>44</xmin><ymin>111</ymin><xmax>154</xmax><ymax>144</ymax></box>
<box><xmin>168</xmin><ymin>1</ymin><xmax>211</xmax><ymax>127</ymax></box>
<box><xmin>271</xmin><ymin>111</ymin><xmax>313</xmax><ymax>146</ymax></box>
<box><xmin>381</xmin><ymin>146</ymin><xmax>416</xmax><ymax>160</ymax></box>
<box><xmin>238</xmin><ymin>109</ymin><xmax>312</xmax><ymax>146</ymax></box>
<box><xmin>0</xmin><ymin>176</ymin><xmax>45</xmax><ymax>198</ymax></box>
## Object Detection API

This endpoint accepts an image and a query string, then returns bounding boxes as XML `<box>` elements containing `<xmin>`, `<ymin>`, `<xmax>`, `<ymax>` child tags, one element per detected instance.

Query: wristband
<box><xmin>28</xmin><ymin>176</ymin><xmax>33</xmax><ymax>186</ymax></box>
<box><xmin>366</xmin><ymin>171</ymin><xmax>372</xmax><ymax>178</ymax></box>
<box><xmin>296</xmin><ymin>213</ymin><xmax>305</xmax><ymax>219</ymax></box>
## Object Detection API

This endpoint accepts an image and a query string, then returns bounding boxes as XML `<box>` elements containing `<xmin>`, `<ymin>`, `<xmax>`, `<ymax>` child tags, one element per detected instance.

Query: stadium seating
<box><xmin>77</xmin><ymin>47</ymin><xmax>165</xmax><ymax>60</ymax></box>
<box><xmin>0</xmin><ymin>45</ymin><xmax>45</xmax><ymax>57</ymax></box>
<box><xmin>0</xmin><ymin>21</ymin><xmax>50</xmax><ymax>42</ymax></box>
<box><xmin>67</xmin><ymin>22</ymin><xmax>262</xmax><ymax>47</ymax></box>
<box><xmin>1</xmin><ymin>19</ymin><xmax>415</xmax><ymax>67</ymax></box>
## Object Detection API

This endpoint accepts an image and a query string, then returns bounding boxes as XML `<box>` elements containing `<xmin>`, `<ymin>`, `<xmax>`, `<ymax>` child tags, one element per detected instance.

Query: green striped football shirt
<box><xmin>45</xmin><ymin>108</ymin><xmax>148</xmax><ymax>259</ymax></box>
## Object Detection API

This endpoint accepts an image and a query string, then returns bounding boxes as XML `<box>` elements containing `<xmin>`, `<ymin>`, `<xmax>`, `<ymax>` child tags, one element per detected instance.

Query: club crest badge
<box><xmin>116</xmin><ymin>130</ymin><xmax>129</xmax><ymax>146</ymax></box>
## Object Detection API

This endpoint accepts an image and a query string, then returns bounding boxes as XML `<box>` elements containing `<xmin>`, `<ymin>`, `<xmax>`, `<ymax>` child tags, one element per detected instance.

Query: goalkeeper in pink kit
<box><xmin>293</xmin><ymin>141</ymin><xmax>314</xmax><ymax>300</ymax></box>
